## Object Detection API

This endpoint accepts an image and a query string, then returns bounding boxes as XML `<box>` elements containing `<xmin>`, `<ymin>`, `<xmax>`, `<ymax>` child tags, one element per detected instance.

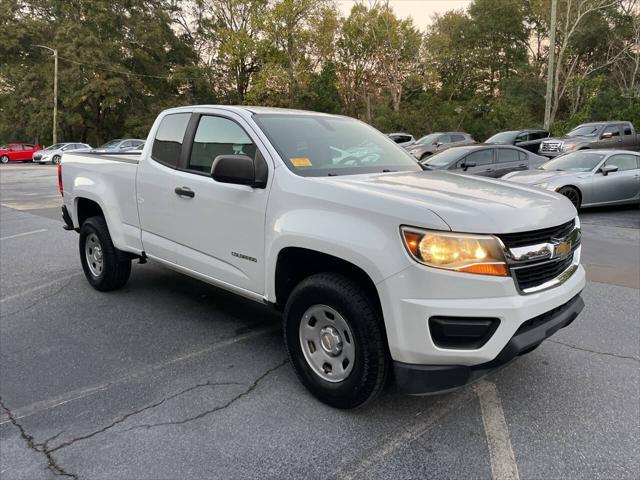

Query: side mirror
<box><xmin>210</xmin><ymin>154</ymin><xmax>267</xmax><ymax>188</ymax></box>
<box><xmin>600</xmin><ymin>132</ymin><xmax>613</xmax><ymax>139</ymax></box>
<box><xmin>600</xmin><ymin>164</ymin><xmax>618</xmax><ymax>176</ymax></box>
<box><xmin>434</xmin><ymin>142</ymin><xmax>443</xmax><ymax>147</ymax></box>
<box><xmin>460</xmin><ymin>161</ymin><xmax>476</xmax><ymax>171</ymax></box>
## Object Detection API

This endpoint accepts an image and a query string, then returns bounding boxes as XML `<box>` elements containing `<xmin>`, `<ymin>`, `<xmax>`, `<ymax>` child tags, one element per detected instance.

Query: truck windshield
<box><xmin>566</xmin><ymin>124</ymin><xmax>603</xmax><ymax>137</ymax></box>
<box><xmin>253</xmin><ymin>114</ymin><xmax>422</xmax><ymax>176</ymax></box>
<box><xmin>539</xmin><ymin>152</ymin><xmax>605</xmax><ymax>172</ymax></box>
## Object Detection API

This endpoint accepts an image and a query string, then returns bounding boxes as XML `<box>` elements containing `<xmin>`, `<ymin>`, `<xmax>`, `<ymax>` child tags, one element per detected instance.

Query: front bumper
<box><xmin>394</xmin><ymin>293</ymin><xmax>584</xmax><ymax>394</ymax></box>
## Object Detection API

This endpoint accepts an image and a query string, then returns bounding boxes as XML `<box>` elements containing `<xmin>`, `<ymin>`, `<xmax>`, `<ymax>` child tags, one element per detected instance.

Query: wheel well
<box><xmin>559</xmin><ymin>185</ymin><xmax>582</xmax><ymax>205</ymax></box>
<box><xmin>274</xmin><ymin>247</ymin><xmax>381</xmax><ymax>312</ymax></box>
<box><xmin>76</xmin><ymin>198</ymin><xmax>104</xmax><ymax>227</ymax></box>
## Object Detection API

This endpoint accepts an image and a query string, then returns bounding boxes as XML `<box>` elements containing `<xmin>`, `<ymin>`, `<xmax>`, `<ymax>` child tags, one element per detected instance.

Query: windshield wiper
<box><xmin>382</xmin><ymin>169</ymin><xmax>396</xmax><ymax>173</ymax></box>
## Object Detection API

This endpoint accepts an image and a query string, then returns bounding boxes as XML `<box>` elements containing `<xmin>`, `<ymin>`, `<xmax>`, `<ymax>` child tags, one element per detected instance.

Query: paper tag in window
<box><xmin>290</xmin><ymin>157</ymin><xmax>312</xmax><ymax>167</ymax></box>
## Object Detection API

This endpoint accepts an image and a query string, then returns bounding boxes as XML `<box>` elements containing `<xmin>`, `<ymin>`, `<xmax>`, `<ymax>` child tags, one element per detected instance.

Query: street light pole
<box><xmin>544</xmin><ymin>0</ymin><xmax>557</xmax><ymax>131</ymax></box>
<box><xmin>35</xmin><ymin>45</ymin><xmax>58</xmax><ymax>144</ymax></box>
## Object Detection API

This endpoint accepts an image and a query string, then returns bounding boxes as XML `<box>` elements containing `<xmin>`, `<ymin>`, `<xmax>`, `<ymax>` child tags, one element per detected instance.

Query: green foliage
<box><xmin>0</xmin><ymin>0</ymin><xmax>637</xmax><ymax>146</ymax></box>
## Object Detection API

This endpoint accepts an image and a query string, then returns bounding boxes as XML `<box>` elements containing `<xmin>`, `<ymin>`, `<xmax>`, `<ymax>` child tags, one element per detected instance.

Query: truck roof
<box><xmin>162</xmin><ymin>105</ymin><xmax>337</xmax><ymax>117</ymax></box>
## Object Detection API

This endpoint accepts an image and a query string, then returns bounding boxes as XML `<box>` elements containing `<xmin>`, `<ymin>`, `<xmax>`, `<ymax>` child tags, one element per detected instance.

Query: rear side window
<box><xmin>451</xmin><ymin>134</ymin><xmax>465</xmax><ymax>142</ymax></box>
<box><xmin>623</xmin><ymin>125</ymin><xmax>632</xmax><ymax>135</ymax></box>
<box><xmin>188</xmin><ymin>116</ymin><xmax>256</xmax><ymax>173</ymax></box>
<box><xmin>496</xmin><ymin>148</ymin><xmax>520</xmax><ymax>163</ymax></box>
<box><xmin>152</xmin><ymin>113</ymin><xmax>191</xmax><ymax>167</ymax></box>
<box><xmin>518</xmin><ymin>151</ymin><xmax>527</xmax><ymax>161</ymax></box>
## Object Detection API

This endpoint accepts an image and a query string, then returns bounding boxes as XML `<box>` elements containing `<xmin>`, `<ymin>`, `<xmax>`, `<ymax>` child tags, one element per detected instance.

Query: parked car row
<box><xmin>0</xmin><ymin>138</ymin><xmax>146</xmax><ymax>164</ymax></box>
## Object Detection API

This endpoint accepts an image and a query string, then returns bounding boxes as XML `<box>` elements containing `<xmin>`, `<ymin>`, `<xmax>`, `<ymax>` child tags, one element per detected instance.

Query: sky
<box><xmin>336</xmin><ymin>0</ymin><xmax>473</xmax><ymax>30</ymax></box>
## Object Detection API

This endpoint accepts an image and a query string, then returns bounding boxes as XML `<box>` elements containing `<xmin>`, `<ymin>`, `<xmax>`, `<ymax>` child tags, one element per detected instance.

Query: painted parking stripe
<box><xmin>0</xmin><ymin>228</ymin><xmax>47</xmax><ymax>240</ymax></box>
<box><xmin>0</xmin><ymin>324</ymin><xmax>279</xmax><ymax>424</ymax></box>
<box><xmin>475</xmin><ymin>380</ymin><xmax>520</xmax><ymax>480</ymax></box>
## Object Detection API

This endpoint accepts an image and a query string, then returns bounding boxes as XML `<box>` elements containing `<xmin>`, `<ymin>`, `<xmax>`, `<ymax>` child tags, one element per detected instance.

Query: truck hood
<box><xmin>323</xmin><ymin>170</ymin><xmax>576</xmax><ymax>234</ymax></box>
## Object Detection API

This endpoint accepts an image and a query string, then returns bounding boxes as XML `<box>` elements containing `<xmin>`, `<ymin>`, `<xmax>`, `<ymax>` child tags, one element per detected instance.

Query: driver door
<box><xmin>590</xmin><ymin>154</ymin><xmax>640</xmax><ymax>204</ymax></box>
<box><xmin>169</xmin><ymin>111</ymin><xmax>271</xmax><ymax>295</ymax></box>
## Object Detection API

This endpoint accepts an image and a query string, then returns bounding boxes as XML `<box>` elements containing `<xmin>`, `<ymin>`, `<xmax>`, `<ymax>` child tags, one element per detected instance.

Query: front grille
<box><xmin>513</xmin><ymin>253</ymin><xmax>574</xmax><ymax>291</ymax></box>
<box><xmin>541</xmin><ymin>142</ymin><xmax>561</xmax><ymax>152</ymax></box>
<box><xmin>497</xmin><ymin>220</ymin><xmax>575</xmax><ymax>249</ymax></box>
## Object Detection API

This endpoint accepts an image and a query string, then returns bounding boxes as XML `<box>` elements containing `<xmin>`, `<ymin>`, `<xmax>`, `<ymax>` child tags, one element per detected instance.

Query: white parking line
<box><xmin>0</xmin><ymin>273</ymin><xmax>81</xmax><ymax>304</ymax></box>
<box><xmin>337</xmin><ymin>388</ymin><xmax>477</xmax><ymax>480</ymax></box>
<box><xmin>0</xmin><ymin>324</ymin><xmax>279</xmax><ymax>424</ymax></box>
<box><xmin>0</xmin><ymin>228</ymin><xmax>48</xmax><ymax>241</ymax></box>
<box><xmin>475</xmin><ymin>380</ymin><xmax>520</xmax><ymax>480</ymax></box>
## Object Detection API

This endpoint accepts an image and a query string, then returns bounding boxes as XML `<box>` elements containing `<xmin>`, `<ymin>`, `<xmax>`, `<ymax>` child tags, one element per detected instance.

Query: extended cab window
<box><xmin>188</xmin><ymin>116</ymin><xmax>256</xmax><ymax>173</ymax></box>
<box><xmin>152</xmin><ymin>113</ymin><xmax>191</xmax><ymax>167</ymax></box>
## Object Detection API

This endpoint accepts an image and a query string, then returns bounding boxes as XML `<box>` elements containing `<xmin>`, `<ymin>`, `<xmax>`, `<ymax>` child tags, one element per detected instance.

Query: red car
<box><xmin>0</xmin><ymin>143</ymin><xmax>43</xmax><ymax>163</ymax></box>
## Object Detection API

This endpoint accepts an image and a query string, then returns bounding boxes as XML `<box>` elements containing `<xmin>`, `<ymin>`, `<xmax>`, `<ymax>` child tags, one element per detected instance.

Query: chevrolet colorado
<box><xmin>60</xmin><ymin>106</ymin><xmax>585</xmax><ymax>408</ymax></box>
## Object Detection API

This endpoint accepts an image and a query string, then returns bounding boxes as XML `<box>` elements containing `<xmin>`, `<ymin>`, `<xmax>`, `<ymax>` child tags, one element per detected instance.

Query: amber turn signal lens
<box><xmin>457</xmin><ymin>263</ymin><xmax>508</xmax><ymax>276</ymax></box>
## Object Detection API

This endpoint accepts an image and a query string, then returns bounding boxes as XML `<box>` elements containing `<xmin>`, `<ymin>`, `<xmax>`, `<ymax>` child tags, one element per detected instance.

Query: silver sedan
<box><xmin>502</xmin><ymin>150</ymin><xmax>640</xmax><ymax>208</ymax></box>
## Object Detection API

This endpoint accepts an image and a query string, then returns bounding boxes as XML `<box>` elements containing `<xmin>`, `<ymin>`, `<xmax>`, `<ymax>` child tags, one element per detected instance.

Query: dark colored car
<box><xmin>539</xmin><ymin>121</ymin><xmax>640</xmax><ymax>158</ymax></box>
<box><xmin>405</xmin><ymin>132</ymin><xmax>475</xmax><ymax>160</ymax></box>
<box><xmin>485</xmin><ymin>129</ymin><xmax>550</xmax><ymax>153</ymax></box>
<box><xmin>420</xmin><ymin>145</ymin><xmax>547</xmax><ymax>178</ymax></box>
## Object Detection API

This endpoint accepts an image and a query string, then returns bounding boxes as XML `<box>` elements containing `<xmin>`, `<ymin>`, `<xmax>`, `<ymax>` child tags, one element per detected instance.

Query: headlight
<box><xmin>533</xmin><ymin>182</ymin><xmax>548</xmax><ymax>189</ymax></box>
<box><xmin>562</xmin><ymin>143</ymin><xmax>577</xmax><ymax>152</ymax></box>
<box><xmin>401</xmin><ymin>227</ymin><xmax>508</xmax><ymax>276</ymax></box>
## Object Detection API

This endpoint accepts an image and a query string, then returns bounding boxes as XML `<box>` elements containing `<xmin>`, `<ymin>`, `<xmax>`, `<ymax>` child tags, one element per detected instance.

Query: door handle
<box><xmin>174</xmin><ymin>186</ymin><xmax>195</xmax><ymax>198</ymax></box>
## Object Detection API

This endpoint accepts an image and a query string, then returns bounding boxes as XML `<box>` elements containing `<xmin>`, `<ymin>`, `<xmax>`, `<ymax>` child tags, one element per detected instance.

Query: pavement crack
<box><xmin>0</xmin><ymin>276</ymin><xmax>74</xmax><ymax>318</ymax></box>
<box><xmin>549</xmin><ymin>339</ymin><xmax>640</xmax><ymax>363</ymax></box>
<box><xmin>124</xmin><ymin>358</ymin><xmax>289</xmax><ymax>432</ymax></box>
<box><xmin>47</xmin><ymin>380</ymin><xmax>243</xmax><ymax>453</ymax></box>
<box><xmin>0</xmin><ymin>396</ymin><xmax>77</xmax><ymax>479</ymax></box>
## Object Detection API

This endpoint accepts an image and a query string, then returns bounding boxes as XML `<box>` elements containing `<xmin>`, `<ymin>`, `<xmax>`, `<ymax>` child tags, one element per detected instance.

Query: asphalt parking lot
<box><xmin>1</xmin><ymin>163</ymin><xmax>638</xmax><ymax>479</ymax></box>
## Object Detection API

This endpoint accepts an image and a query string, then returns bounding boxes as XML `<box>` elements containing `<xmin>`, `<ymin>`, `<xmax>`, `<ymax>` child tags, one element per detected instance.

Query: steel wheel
<box><xmin>298</xmin><ymin>304</ymin><xmax>355</xmax><ymax>383</ymax></box>
<box><xmin>84</xmin><ymin>233</ymin><xmax>104</xmax><ymax>277</ymax></box>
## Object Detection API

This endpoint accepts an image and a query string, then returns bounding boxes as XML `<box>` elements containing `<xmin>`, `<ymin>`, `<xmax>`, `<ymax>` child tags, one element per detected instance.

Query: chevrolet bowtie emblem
<box><xmin>552</xmin><ymin>240</ymin><xmax>571</xmax><ymax>258</ymax></box>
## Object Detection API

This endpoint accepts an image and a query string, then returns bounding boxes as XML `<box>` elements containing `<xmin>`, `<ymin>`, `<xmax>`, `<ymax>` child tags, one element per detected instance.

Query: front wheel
<box><xmin>52</xmin><ymin>155</ymin><xmax>61</xmax><ymax>165</ymax></box>
<box><xmin>0</xmin><ymin>155</ymin><xmax>8</xmax><ymax>164</ymax></box>
<box><xmin>79</xmin><ymin>216</ymin><xmax>131</xmax><ymax>291</ymax></box>
<box><xmin>283</xmin><ymin>273</ymin><xmax>389</xmax><ymax>409</ymax></box>
<box><xmin>557</xmin><ymin>186</ymin><xmax>581</xmax><ymax>209</ymax></box>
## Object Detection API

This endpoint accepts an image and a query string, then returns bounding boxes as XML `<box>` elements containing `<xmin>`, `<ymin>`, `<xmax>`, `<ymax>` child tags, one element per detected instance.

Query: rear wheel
<box><xmin>79</xmin><ymin>216</ymin><xmax>131</xmax><ymax>291</ymax></box>
<box><xmin>283</xmin><ymin>273</ymin><xmax>389</xmax><ymax>409</ymax></box>
<box><xmin>557</xmin><ymin>186</ymin><xmax>581</xmax><ymax>209</ymax></box>
<box><xmin>0</xmin><ymin>155</ymin><xmax>8</xmax><ymax>164</ymax></box>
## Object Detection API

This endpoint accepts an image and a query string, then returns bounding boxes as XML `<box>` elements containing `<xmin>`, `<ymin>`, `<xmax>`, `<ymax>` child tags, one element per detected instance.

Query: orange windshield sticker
<box><xmin>290</xmin><ymin>157</ymin><xmax>313</xmax><ymax>167</ymax></box>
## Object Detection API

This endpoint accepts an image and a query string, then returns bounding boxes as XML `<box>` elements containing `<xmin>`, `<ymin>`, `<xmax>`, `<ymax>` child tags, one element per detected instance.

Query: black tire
<box><xmin>79</xmin><ymin>216</ymin><xmax>131</xmax><ymax>291</ymax></box>
<box><xmin>52</xmin><ymin>155</ymin><xmax>61</xmax><ymax>165</ymax></box>
<box><xmin>283</xmin><ymin>273</ymin><xmax>389</xmax><ymax>409</ymax></box>
<box><xmin>557</xmin><ymin>186</ymin><xmax>581</xmax><ymax>209</ymax></box>
<box><xmin>0</xmin><ymin>155</ymin><xmax>8</xmax><ymax>164</ymax></box>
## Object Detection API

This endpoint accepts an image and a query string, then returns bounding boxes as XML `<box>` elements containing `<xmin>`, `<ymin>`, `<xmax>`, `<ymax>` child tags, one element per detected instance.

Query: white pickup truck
<box><xmin>60</xmin><ymin>106</ymin><xmax>585</xmax><ymax>408</ymax></box>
